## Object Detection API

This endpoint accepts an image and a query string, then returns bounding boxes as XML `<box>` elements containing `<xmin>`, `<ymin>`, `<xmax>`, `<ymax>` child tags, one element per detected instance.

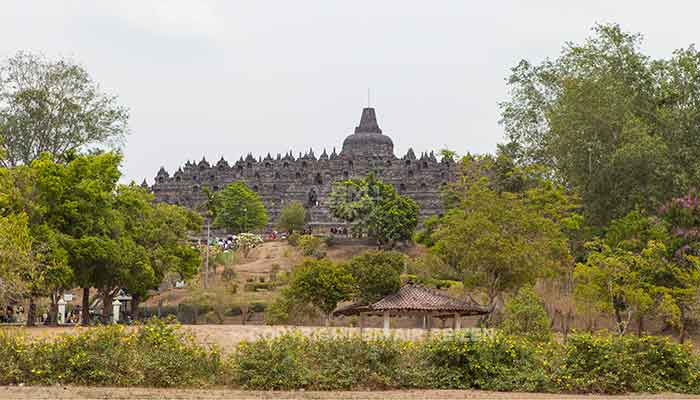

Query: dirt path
<box><xmin>0</xmin><ymin>387</ymin><xmax>697</xmax><ymax>400</ymax></box>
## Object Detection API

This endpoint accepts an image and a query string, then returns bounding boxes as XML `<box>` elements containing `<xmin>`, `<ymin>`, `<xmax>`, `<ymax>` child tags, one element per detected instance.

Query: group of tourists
<box><xmin>330</xmin><ymin>226</ymin><xmax>349</xmax><ymax>236</ymax></box>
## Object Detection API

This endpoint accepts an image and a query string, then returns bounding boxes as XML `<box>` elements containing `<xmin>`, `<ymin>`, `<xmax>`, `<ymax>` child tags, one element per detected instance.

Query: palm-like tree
<box><xmin>198</xmin><ymin>188</ymin><xmax>219</xmax><ymax>289</ymax></box>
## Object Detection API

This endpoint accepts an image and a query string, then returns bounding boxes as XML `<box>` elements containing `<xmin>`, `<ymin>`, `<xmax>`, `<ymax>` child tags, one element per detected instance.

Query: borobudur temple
<box><xmin>150</xmin><ymin>107</ymin><xmax>455</xmax><ymax>230</ymax></box>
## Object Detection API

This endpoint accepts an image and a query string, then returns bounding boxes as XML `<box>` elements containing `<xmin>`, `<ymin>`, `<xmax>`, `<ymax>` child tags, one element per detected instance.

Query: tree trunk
<box><xmin>679</xmin><ymin>309</ymin><xmax>688</xmax><ymax>344</ymax></box>
<box><xmin>81</xmin><ymin>287</ymin><xmax>90</xmax><ymax>326</ymax></box>
<box><xmin>47</xmin><ymin>293</ymin><xmax>58</xmax><ymax>327</ymax></box>
<box><xmin>26</xmin><ymin>295</ymin><xmax>36</xmax><ymax>327</ymax></box>
<box><xmin>241</xmin><ymin>305</ymin><xmax>248</xmax><ymax>325</ymax></box>
<box><xmin>637</xmin><ymin>315</ymin><xmax>644</xmax><ymax>337</ymax></box>
<box><xmin>613</xmin><ymin>307</ymin><xmax>625</xmax><ymax>335</ymax></box>
<box><xmin>101</xmin><ymin>290</ymin><xmax>113</xmax><ymax>323</ymax></box>
<box><xmin>564</xmin><ymin>310</ymin><xmax>573</xmax><ymax>341</ymax></box>
<box><xmin>130</xmin><ymin>294</ymin><xmax>141</xmax><ymax>321</ymax></box>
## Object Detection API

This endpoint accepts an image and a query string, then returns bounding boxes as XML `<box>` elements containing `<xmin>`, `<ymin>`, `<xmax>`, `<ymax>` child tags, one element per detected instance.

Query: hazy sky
<box><xmin>2</xmin><ymin>1</ymin><xmax>697</xmax><ymax>183</ymax></box>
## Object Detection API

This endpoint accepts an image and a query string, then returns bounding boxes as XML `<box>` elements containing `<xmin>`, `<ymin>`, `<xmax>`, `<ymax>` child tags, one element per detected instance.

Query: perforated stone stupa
<box><xmin>150</xmin><ymin>107</ymin><xmax>455</xmax><ymax>229</ymax></box>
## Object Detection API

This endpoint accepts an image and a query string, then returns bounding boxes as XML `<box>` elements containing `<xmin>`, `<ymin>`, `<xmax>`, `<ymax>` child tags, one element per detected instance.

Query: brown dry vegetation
<box><xmin>1</xmin><ymin>386</ymin><xmax>698</xmax><ymax>399</ymax></box>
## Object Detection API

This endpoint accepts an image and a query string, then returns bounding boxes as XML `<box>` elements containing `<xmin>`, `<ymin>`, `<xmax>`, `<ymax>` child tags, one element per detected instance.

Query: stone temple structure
<box><xmin>150</xmin><ymin>107</ymin><xmax>455</xmax><ymax>230</ymax></box>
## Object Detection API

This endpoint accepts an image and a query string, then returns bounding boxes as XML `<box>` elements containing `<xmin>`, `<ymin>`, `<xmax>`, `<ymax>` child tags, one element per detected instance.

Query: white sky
<box><xmin>2</xmin><ymin>1</ymin><xmax>697</xmax><ymax>183</ymax></box>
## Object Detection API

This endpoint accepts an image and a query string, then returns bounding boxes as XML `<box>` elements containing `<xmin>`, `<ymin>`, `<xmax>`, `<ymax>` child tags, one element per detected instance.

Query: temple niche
<box><xmin>150</xmin><ymin>107</ymin><xmax>455</xmax><ymax>230</ymax></box>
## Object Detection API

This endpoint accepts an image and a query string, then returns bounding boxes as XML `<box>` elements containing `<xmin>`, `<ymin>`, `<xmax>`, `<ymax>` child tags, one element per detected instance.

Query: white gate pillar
<box><xmin>57</xmin><ymin>298</ymin><xmax>67</xmax><ymax>324</ymax></box>
<box><xmin>112</xmin><ymin>299</ymin><xmax>121</xmax><ymax>323</ymax></box>
<box><xmin>383</xmin><ymin>311</ymin><xmax>390</xmax><ymax>334</ymax></box>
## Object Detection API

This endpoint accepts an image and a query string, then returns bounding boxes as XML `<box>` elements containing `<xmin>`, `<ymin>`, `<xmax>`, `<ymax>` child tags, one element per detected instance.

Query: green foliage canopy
<box><xmin>277</xmin><ymin>200</ymin><xmax>306</xmax><ymax>233</ymax></box>
<box><xmin>284</xmin><ymin>259</ymin><xmax>354</xmax><ymax>317</ymax></box>
<box><xmin>0</xmin><ymin>52</ymin><xmax>129</xmax><ymax>167</ymax></box>
<box><xmin>574</xmin><ymin>210</ymin><xmax>698</xmax><ymax>337</ymax></box>
<box><xmin>501</xmin><ymin>23</ymin><xmax>700</xmax><ymax>225</ymax></box>
<box><xmin>214</xmin><ymin>182</ymin><xmax>268</xmax><ymax>233</ymax></box>
<box><xmin>500</xmin><ymin>286</ymin><xmax>552</xmax><ymax>342</ymax></box>
<box><xmin>329</xmin><ymin>173</ymin><xmax>419</xmax><ymax>246</ymax></box>
<box><xmin>427</xmin><ymin>158</ymin><xmax>572</xmax><ymax>306</ymax></box>
<box><xmin>0</xmin><ymin>213</ymin><xmax>32</xmax><ymax>303</ymax></box>
<box><xmin>344</xmin><ymin>251</ymin><xmax>404</xmax><ymax>304</ymax></box>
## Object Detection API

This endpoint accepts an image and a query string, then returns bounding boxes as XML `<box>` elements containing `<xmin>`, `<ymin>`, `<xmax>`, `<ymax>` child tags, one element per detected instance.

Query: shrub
<box><xmin>250</xmin><ymin>302</ymin><xmax>267</xmax><ymax>313</ymax></box>
<box><xmin>221</xmin><ymin>265</ymin><xmax>237</xmax><ymax>283</ymax></box>
<box><xmin>1</xmin><ymin>324</ymin><xmax>699</xmax><ymax>394</ymax></box>
<box><xmin>229</xmin><ymin>332</ymin><xmax>408</xmax><ymax>390</ymax></box>
<box><xmin>277</xmin><ymin>201</ymin><xmax>306</xmax><ymax>233</ymax></box>
<box><xmin>500</xmin><ymin>287</ymin><xmax>552</xmax><ymax>342</ymax></box>
<box><xmin>243</xmin><ymin>281</ymin><xmax>275</xmax><ymax>292</ymax></box>
<box><xmin>345</xmin><ymin>251</ymin><xmax>404</xmax><ymax>303</ymax></box>
<box><xmin>322</xmin><ymin>235</ymin><xmax>336</xmax><ymax>247</ymax></box>
<box><xmin>297</xmin><ymin>234</ymin><xmax>324</xmax><ymax>258</ymax></box>
<box><xmin>225</xmin><ymin>306</ymin><xmax>242</xmax><ymax>317</ymax></box>
<box><xmin>0</xmin><ymin>331</ymin><xmax>24</xmax><ymax>385</ymax></box>
<box><xmin>287</xmin><ymin>232</ymin><xmax>301</xmax><ymax>247</ymax></box>
<box><xmin>557</xmin><ymin>333</ymin><xmax>700</xmax><ymax>394</ymax></box>
<box><xmin>0</xmin><ymin>319</ymin><xmax>222</xmax><ymax>387</ymax></box>
<box><xmin>214</xmin><ymin>251</ymin><xmax>239</xmax><ymax>268</ymax></box>
<box><xmin>418</xmin><ymin>332</ymin><xmax>553</xmax><ymax>392</ymax></box>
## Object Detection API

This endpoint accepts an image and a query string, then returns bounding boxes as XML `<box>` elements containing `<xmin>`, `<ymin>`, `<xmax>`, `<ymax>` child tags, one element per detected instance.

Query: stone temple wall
<box><xmin>150</xmin><ymin>107</ymin><xmax>456</xmax><ymax>230</ymax></box>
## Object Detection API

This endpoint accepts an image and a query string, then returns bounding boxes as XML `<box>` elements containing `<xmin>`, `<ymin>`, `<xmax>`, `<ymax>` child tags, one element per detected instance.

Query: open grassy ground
<box><xmin>0</xmin><ymin>324</ymin><xmax>478</xmax><ymax>352</ymax></box>
<box><xmin>1</xmin><ymin>387</ymin><xmax>698</xmax><ymax>400</ymax></box>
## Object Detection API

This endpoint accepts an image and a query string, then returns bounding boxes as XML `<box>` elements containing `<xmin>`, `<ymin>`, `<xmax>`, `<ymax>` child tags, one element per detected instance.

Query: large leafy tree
<box><xmin>31</xmin><ymin>152</ymin><xmax>122</xmax><ymax>324</ymax></box>
<box><xmin>2</xmin><ymin>153</ymin><xmax>201</xmax><ymax>324</ymax></box>
<box><xmin>215</xmin><ymin>182</ymin><xmax>268</xmax><ymax>233</ymax></box>
<box><xmin>575</xmin><ymin>209</ymin><xmax>698</xmax><ymax>339</ymax></box>
<box><xmin>0</xmin><ymin>52</ymin><xmax>129</xmax><ymax>167</ymax></box>
<box><xmin>329</xmin><ymin>173</ymin><xmax>419</xmax><ymax>246</ymax></box>
<box><xmin>283</xmin><ymin>258</ymin><xmax>354</xmax><ymax>324</ymax></box>
<box><xmin>500</xmin><ymin>23</ymin><xmax>700</xmax><ymax>225</ymax></box>
<box><xmin>0</xmin><ymin>213</ymin><xmax>32</xmax><ymax>306</ymax></box>
<box><xmin>343</xmin><ymin>251</ymin><xmax>404</xmax><ymax>304</ymax></box>
<box><xmin>426</xmin><ymin>157</ymin><xmax>572</xmax><ymax>309</ymax></box>
<box><xmin>0</xmin><ymin>159</ymin><xmax>74</xmax><ymax>325</ymax></box>
<box><xmin>575</xmin><ymin>238</ymin><xmax>671</xmax><ymax>336</ymax></box>
<box><xmin>277</xmin><ymin>200</ymin><xmax>306</xmax><ymax>233</ymax></box>
<box><xmin>108</xmin><ymin>184</ymin><xmax>202</xmax><ymax>319</ymax></box>
<box><xmin>659</xmin><ymin>194</ymin><xmax>700</xmax><ymax>342</ymax></box>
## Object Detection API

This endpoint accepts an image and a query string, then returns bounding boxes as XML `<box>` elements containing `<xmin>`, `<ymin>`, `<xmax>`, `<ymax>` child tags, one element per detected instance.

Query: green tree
<box><xmin>0</xmin><ymin>52</ymin><xmax>129</xmax><ymax>167</ymax></box>
<box><xmin>367</xmin><ymin>194</ymin><xmax>419</xmax><ymax>247</ymax></box>
<box><xmin>277</xmin><ymin>200</ymin><xmax>306</xmax><ymax>233</ymax></box>
<box><xmin>329</xmin><ymin>173</ymin><xmax>419</xmax><ymax>246</ymax></box>
<box><xmin>500</xmin><ymin>23</ymin><xmax>700</xmax><ymax>225</ymax></box>
<box><xmin>575</xmin><ymin>238</ymin><xmax>671</xmax><ymax>336</ymax></box>
<box><xmin>500</xmin><ymin>286</ymin><xmax>552</xmax><ymax>342</ymax></box>
<box><xmin>0</xmin><ymin>213</ymin><xmax>31</xmax><ymax>305</ymax></box>
<box><xmin>3</xmin><ymin>153</ymin><xmax>201</xmax><ymax>324</ymax></box>
<box><xmin>0</xmin><ymin>158</ymin><xmax>76</xmax><ymax>325</ymax></box>
<box><xmin>31</xmin><ymin>152</ymin><xmax>122</xmax><ymax>324</ymax></box>
<box><xmin>21</xmin><ymin>223</ymin><xmax>72</xmax><ymax>326</ymax></box>
<box><xmin>659</xmin><ymin>194</ymin><xmax>700</xmax><ymax>342</ymax></box>
<box><xmin>573</xmin><ymin>210</ymin><xmax>691</xmax><ymax>336</ymax></box>
<box><xmin>215</xmin><ymin>182</ymin><xmax>268</xmax><ymax>233</ymax></box>
<box><xmin>284</xmin><ymin>259</ymin><xmax>354</xmax><ymax>324</ymax></box>
<box><xmin>114</xmin><ymin>185</ymin><xmax>202</xmax><ymax>318</ymax></box>
<box><xmin>344</xmin><ymin>251</ymin><xmax>404</xmax><ymax>304</ymax></box>
<box><xmin>428</xmin><ymin>159</ymin><xmax>571</xmax><ymax>309</ymax></box>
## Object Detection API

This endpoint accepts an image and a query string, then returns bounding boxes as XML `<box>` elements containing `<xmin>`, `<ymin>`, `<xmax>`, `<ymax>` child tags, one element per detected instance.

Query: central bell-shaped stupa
<box><xmin>341</xmin><ymin>107</ymin><xmax>394</xmax><ymax>158</ymax></box>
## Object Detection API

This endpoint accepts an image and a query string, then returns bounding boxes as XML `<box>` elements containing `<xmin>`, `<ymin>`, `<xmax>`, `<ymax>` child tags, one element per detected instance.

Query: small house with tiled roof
<box><xmin>334</xmin><ymin>284</ymin><xmax>489</xmax><ymax>333</ymax></box>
